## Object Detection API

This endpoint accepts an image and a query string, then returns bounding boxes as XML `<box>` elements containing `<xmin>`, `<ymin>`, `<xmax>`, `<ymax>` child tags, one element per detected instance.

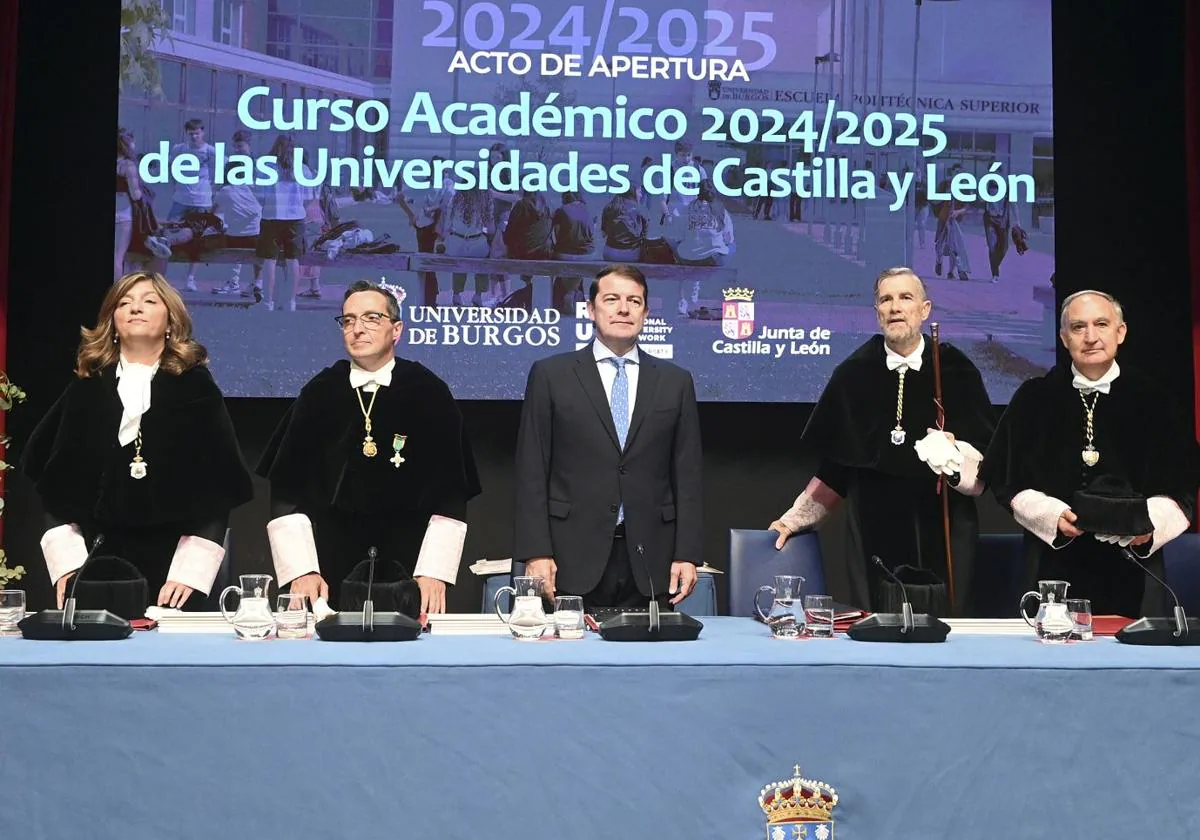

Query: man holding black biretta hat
<box><xmin>983</xmin><ymin>290</ymin><xmax>1197</xmax><ymax>617</ymax></box>
<box><xmin>257</xmin><ymin>280</ymin><xmax>481</xmax><ymax>616</ymax></box>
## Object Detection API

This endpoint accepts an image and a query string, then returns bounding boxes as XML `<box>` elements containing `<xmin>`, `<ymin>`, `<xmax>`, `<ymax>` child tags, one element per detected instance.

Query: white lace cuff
<box><xmin>1011</xmin><ymin>489</ymin><xmax>1073</xmax><ymax>548</ymax></box>
<box><xmin>267</xmin><ymin>513</ymin><xmax>321</xmax><ymax>586</ymax></box>
<box><xmin>1131</xmin><ymin>496</ymin><xmax>1191</xmax><ymax>558</ymax></box>
<box><xmin>413</xmin><ymin>516</ymin><xmax>468</xmax><ymax>585</ymax></box>
<box><xmin>778</xmin><ymin>477</ymin><xmax>841</xmax><ymax>533</ymax></box>
<box><xmin>166</xmin><ymin>536</ymin><xmax>225</xmax><ymax>595</ymax></box>
<box><xmin>40</xmin><ymin>523</ymin><xmax>87</xmax><ymax>584</ymax></box>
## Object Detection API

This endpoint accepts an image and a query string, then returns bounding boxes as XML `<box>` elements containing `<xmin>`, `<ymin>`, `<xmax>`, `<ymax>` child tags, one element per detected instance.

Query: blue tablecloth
<box><xmin>2</xmin><ymin>617</ymin><xmax>1197</xmax><ymax>840</ymax></box>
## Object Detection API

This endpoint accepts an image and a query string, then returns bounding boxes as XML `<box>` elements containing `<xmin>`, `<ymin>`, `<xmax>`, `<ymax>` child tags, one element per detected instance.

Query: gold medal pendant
<box><xmin>129</xmin><ymin>431</ymin><xmax>148</xmax><ymax>479</ymax></box>
<box><xmin>363</xmin><ymin>435</ymin><xmax>378</xmax><ymax>457</ymax></box>
<box><xmin>1081</xmin><ymin>445</ymin><xmax>1100</xmax><ymax>467</ymax></box>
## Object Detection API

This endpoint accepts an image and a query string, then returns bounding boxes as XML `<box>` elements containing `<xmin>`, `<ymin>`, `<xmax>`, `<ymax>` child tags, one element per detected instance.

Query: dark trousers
<box><xmin>569</xmin><ymin>529</ymin><xmax>672</xmax><ymax>611</ymax></box>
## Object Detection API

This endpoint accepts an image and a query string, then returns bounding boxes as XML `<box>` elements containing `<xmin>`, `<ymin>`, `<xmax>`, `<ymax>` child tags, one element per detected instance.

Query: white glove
<box><xmin>312</xmin><ymin>596</ymin><xmax>337</xmax><ymax>621</ymax></box>
<box><xmin>1095</xmin><ymin>533</ymin><xmax>1135</xmax><ymax>547</ymax></box>
<box><xmin>914</xmin><ymin>429</ymin><xmax>963</xmax><ymax>476</ymax></box>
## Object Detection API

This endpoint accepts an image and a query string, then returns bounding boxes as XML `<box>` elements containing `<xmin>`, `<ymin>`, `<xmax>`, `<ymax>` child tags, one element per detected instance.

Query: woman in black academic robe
<box><xmin>20</xmin><ymin>271</ymin><xmax>253</xmax><ymax>615</ymax></box>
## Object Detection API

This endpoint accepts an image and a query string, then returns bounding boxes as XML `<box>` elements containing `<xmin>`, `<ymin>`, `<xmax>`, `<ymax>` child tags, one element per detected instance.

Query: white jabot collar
<box><xmin>349</xmin><ymin>357</ymin><xmax>395</xmax><ymax>393</ymax></box>
<box><xmin>885</xmin><ymin>336</ymin><xmax>925</xmax><ymax>372</ymax></box>
<box><xmin>1071</xmin><ymin>360</ymin><xmax>1120</xmax><ymax>395</ymax></box>
<box><xmin>115</xmin><ymin>356</ymin><xmax>160</xmax><ymax>446</ymax></box>
<box><xmin>592</xmin><ymin>341</ymin><xmax>640</xmax><ymax>365</ymax></box>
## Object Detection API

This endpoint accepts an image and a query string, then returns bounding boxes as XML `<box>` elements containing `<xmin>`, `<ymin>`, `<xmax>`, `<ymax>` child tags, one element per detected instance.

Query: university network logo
<box><xmin>759</xmin><ymin>764</ymin><xmax>839</xmax><ymax>840</ymax></box>
<box><xmin>575</xmin><ymin>301</ymin><xmax>674</xmax><ymax>359</ymax></box>
<box><xmin>722</xmin><ymin>287</ymin><xmax>756</xmax><ymax>340</ymax></box>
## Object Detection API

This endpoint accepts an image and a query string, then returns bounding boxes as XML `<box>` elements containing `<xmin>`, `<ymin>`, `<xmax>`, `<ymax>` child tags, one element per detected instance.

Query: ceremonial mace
<box><xmin>930</xmin><ymin>321</ymin><xmax>956</xmax><ymax>612</ymax></box>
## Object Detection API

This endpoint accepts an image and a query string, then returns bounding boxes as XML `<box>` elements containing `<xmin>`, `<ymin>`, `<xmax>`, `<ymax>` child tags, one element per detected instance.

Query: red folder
<box><xmin>1091</xmin><ymin>615</ymin><xmax>1135</xmax><ymax>636</ymax></box>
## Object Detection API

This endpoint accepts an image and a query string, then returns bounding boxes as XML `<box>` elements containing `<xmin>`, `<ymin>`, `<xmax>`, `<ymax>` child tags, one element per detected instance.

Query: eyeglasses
<box><xmin>334</xmin><ymin>312</ymin><xmax>395</xmax><ymax>331</ymax></box>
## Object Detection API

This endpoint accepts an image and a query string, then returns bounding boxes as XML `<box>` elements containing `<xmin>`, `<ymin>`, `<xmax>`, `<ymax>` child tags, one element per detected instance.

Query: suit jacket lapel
<box><xmin>574</xmin><ymin>347</ymin><xmax>621</xmax><ymax>452</ymax></box>
<box><xmin>624</xmin><ymin>350</ymin><xmax>658</xmax><ymax>453</ymax></box>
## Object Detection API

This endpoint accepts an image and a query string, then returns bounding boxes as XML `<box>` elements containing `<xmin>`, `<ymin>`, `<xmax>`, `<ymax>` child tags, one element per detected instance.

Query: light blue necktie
<box><xmin>608</xmin><ymin>357</ymin><xmax>632</xmax><ymax>523</ymax></box>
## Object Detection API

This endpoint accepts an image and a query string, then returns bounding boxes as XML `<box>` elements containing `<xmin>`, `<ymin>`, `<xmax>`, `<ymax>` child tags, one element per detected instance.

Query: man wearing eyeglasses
<box><xmin>257</xmin><ymin>280</ymin><xmax>481</xmax><ymax>615</ymax></box>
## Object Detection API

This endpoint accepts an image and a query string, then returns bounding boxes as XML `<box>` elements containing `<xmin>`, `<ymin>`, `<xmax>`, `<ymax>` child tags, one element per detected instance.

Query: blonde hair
<box><xmin>76</xmin><ymin>271</ymin><xmax>208</xmax><ymax>378</ymax></box>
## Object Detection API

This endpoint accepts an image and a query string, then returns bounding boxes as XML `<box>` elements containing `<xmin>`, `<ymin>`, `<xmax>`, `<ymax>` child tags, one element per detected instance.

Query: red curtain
<box><xmin>0</xmin><ymin>0</ymin><xmax>17</xmax><ymax>549</ymax></box>
<box><xmin>1189</xmin><ymin>0</ymin><xmax>1200</xmax><ymax>523</ymax></box>
<box><xmin>1189</xmin><ymin>7</ymin><xmax>1200</xmax><ymax>409</ymax></box>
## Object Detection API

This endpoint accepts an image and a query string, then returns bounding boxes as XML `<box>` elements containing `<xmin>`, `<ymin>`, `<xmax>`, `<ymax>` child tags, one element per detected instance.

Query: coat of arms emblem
<box><xmin>721</xmin><ymin>287</ymin><xmax>755</xmax><ymax>340</ymax></box>
<box><xmin>759</xmin><ymin>764</ymin><xmax>839</xmax><ymax>840</ymax></box>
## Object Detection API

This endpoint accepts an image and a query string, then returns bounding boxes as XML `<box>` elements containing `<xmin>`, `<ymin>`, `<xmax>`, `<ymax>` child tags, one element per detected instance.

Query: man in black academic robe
<box><xmin>983</xmin><ymin>290</ymin><xmax>1197</xmax><ymax>617</ymax></box>
<box><xmin>258</xmin><ymin>280</ymin><xmax>481</xmax><ymax>615</ymax></box>
<box><xmin>769</xmin><ymin>268</ymin><xmax>996</xmax><ymax>616</ymax></box>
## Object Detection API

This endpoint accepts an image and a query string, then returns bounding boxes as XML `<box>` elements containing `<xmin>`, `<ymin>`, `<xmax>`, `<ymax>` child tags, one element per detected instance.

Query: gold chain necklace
<box><xmin>1079</xmin><ymin>390</ymin><xmax>1101</xmax><ymax>466</ymax></box>
<box><xmin>355</xmin><ymin>387</ymin><xmax>381</xmax><ymax>457</ymax></box>
<box><xmin>890</xmin><ymin>368</ymin><xmax>908</xmax><ymax>445</ymax></box>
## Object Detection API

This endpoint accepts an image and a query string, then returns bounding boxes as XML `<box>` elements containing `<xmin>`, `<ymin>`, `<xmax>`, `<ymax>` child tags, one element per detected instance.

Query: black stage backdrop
<box><xmin>4</xmin><ymin>1</ymin><xmax>1197</xmax><ymax>613</ymax></box>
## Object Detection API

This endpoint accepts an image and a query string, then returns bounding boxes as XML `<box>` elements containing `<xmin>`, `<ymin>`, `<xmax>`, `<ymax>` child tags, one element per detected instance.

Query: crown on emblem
<box><xmin>722</xmin><ymin>287</ymin><xmax>755</xmax><ymax>302</ymax></box>
<box><xmin>377</xmin><ymin>277</ymin><xmax>407</xmax><ymax>307</ymax></box>
<box><xmin>759</xmin><ymin>765</ymin><xmax>839</xmax><ymax>825</ymax></box>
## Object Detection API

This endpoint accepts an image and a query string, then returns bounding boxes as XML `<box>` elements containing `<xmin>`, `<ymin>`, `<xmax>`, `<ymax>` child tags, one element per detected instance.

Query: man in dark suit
<box><xmin>514</xmin><ymin>264</ymin><xmax>702</xmax><ymax>609</ymax></box>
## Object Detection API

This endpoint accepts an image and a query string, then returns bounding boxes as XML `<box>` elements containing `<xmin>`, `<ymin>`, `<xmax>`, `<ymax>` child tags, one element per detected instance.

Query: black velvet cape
<box><xmin>257</xmin><ymin>359</ymin><xmax>481</xmax><ymax>605</ymax></box>
<box><xmin>19</xmin><ymin>363</ymin><xmax>253</xmax><ymax>597</ymax></box>
<box><xmin>982</xmin><ymin>364</ymin><xmax>1198</xmax><ymax>616</ymax></box>
<box><xmin>802</xmin><ymin>335</ymin><xmax>996</xmax><ymax>615</ymax></box>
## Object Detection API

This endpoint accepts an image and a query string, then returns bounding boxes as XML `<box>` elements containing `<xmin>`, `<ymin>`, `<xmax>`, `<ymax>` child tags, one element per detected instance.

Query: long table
<box><xmin>2</xmin><ymin>617</ymin><xmax>1197</xmax><ymax>840</ymax></box>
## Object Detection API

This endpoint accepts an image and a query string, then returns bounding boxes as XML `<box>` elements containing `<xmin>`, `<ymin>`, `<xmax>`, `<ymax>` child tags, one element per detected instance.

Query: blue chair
<box><xmin>972</xmin><ymin>533</ymin><xmax>1026</xmax><ymax>617</ymax></box>
<box><xmin>480</xmin><ymin>560</ymin><xmax>717</xmax><ymax>616</ymax></box>
<box><xmin>1164</xmin><ymin>532</ymin><xmax>1200</xmax><ymax>617</ymax></box>
<box><xmin>482</xmin><ymin>561</ymin><xmax>527</xmax><ymax>614</ymax></box>
<box><xmin>728</xmin><ymin>529</ymin><xmax>826</xmax><ymax>618</ymax></box>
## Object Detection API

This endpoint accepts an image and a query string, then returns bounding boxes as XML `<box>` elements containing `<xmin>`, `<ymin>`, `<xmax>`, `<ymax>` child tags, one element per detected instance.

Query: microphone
<box><xmin>63</xmin><ymin>534</ymin><xmax>106</xmax><ymax>631</ymax></box>
<box><xmin>873</xmin><ymin>556</ymin><xmax>915</xmax><ymax>633</ymax></box>
<box><xmin>362</xmin><ymin>545</ymin><xmax>377</xmax><ymax>632</ymax></box>
<box><xmin>595</xmin><ymin>540</ymin><xmax>703</xmax><ymax>642</ymax></box>
<box><xmin>1115</xmin><ymin>547</ymin><xmax>1200</xmax><ymax>646</ymax></box>
<box><xmin>844</xmin><ymin>555</ymin><xmax>950</xmax><ymax>643</ymax></box>
<box><xmin>313</xmin><ymin>544</ymin><xmax>421</xmax><ymax>643</ymax></box>
<box><xmin>19</xmin><ymin>532</ymin><xmax>134</xmax><ymax>641</ymax></box>
<box><xmin>641</xmin><ymin>545</ymin><xmax>660</xmax><ymax>633</ymax></box>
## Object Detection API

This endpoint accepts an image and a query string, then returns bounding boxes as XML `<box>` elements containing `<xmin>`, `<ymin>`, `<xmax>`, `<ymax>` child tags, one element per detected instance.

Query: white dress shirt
<box><xmin>593</xmin><ymin>341</ymin><xmax>640</xmax><ymax>414</ymax></box>
<box><xmin>115</xmin><ymin>356</ymin><xmax>160</xmax><ymax>446</ymax></box>
<box><xmin>349</xmin><ymin>357</ymin><xmax>396</xmax><ymax>393</ymax></box>
<box><xmin>884</xmin><ymin>336</ymin><xmax>925</xmax><ymax>372</ymax></box>
<box><xmin>1071</xmin><ymin>360</ymin><xmax>1120</xmax><ymax>394</ymax></box>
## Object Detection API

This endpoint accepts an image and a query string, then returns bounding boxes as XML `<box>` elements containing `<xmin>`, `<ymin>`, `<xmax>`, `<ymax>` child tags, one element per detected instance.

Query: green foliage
<box><xmin>120</xmin><ymin>0</ymin><xmax>173</xmax><ymax>98</ymax></box>
<box><xmin>0</xmin><ymin>373</ymin><xmax>25</xmax><ymax>584</ymax></box>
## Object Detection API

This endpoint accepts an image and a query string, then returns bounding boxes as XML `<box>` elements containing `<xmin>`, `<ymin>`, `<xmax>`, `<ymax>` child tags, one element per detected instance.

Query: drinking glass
<box><xmin>1067</xmin><ymin>598</ymin><xmax>1093</xmax><ymax>642</ymax></box>
<box><xmin>554</xmin><ymin>595</ymin><xmax>585</xmax><ymax>640</ymax></box>
<box><xmin>276</xmin><ymin>593</ymin><xmax>309</xmax><ymax>639</ymax></box>
<box><xmin>0</xmin><ymin>590</ymin><xmax>25</xmax><ymax>637</ymax></box>
<box><xmin>803</xmin><ymin>594</ymin><xmax>835</xmax><ymax>639</ymax></box>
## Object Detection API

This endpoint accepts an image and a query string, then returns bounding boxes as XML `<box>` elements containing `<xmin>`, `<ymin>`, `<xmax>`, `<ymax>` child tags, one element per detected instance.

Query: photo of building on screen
<box><xmin>118</xmin><ymin>0</ymin><xmax>1053</xmax><ymax>401</ymax></box>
